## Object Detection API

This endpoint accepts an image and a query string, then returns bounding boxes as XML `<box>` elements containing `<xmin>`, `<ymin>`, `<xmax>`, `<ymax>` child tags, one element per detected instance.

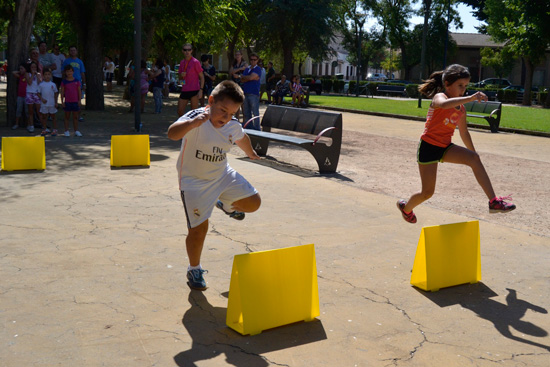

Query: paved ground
<box><xmin>1</xmin><ymin>86</ymin><xmax>549</xmax><ymax>366</ymax></box>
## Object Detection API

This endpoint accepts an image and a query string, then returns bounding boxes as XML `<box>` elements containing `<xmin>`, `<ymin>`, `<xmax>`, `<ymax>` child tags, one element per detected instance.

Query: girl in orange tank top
<box><xmin>396</xmin><ymin>64</ymin><xmax>515</xmax><ymax>224</ymax></box>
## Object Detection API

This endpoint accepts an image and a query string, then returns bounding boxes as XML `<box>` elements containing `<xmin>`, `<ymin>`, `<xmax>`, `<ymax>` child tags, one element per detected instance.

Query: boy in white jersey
<box><xmin>168</xmin><ymin>80</ymin><xmax>261</xmax><ymax>290</ymax></box>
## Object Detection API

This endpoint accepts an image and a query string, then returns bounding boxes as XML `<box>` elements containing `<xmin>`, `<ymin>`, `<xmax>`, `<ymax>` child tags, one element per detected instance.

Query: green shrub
<box><xmin>538</xmin><ymin>91</ymin><xmax>548</xmax><ymax>105</ymax></box>
<box><xmin>333</xmin><ymin>80</ymin><xmax>346</xmax><ymax>93</ymax></box>
<box><xmin>348</xmin><ymin>80</ymin><xmax>356</xmax><ymax>93</ymax></box>
<box><xmin>406</xmin><ymin>84</ymin><xmax>419</xmax><ymax>98</ymax></box>
<box><xmin>321</xmin><ymin>78</ymin><xmax>333</xmax><ymax>93</ymax></box>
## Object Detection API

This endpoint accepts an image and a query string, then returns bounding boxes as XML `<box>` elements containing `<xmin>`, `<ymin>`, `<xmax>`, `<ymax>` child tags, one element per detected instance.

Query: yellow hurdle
<box><xmin>1</xmin><ymin>136</ymin><xmax>46</xmax><ymax>171</ymax></box>
<box><xmin>411</xmin><ymin>221</ymin><xmax>481</xmax><ymax>292</ymax></box>
<box><xmin>226</xmin><ymin>243</ymin><xmax>320</xmax><ymax>335</ymax></box>
<box><xmin>110</xmin><ymin>135</ymin><xmax>150</xmax><ymax>167</ymax></box>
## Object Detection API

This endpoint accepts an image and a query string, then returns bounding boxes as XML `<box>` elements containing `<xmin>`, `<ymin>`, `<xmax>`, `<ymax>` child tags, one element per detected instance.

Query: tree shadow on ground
<box><xmin>417</xmin><ymin>282</ymin><xmax>550</xmax><ymax>351</ymax></box>
<box><xmin>174</xmin><ymin>290</ymin><xmax>327</xmax><ymax>367</ymax></box>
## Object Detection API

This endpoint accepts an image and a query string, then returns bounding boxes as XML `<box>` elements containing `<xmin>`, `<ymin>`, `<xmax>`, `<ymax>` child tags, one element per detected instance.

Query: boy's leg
<box><xmin>231</xmin><ymin>193</ymin><xmax>261</xmax><ymax>213</ymax></box>
<box><xmin>186</xmin><ymin>220</ymin><xmax>209</xmax><ymax>267</ymax></box>
<box><xmin>40</xmin><ymin>112</ymin><xmax>47</xmax><ymax>129</ymax></box>
<box><xmin>51</xmin><ymin>113</ymin><xmax>57</xmax><ymax>131</ymax></box>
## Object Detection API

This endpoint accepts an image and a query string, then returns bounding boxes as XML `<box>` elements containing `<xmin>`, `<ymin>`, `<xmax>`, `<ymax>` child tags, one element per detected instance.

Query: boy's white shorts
<box><xmin>40</xmin><ymin>106</ymin><xmax>57</xmax><ymax>115</ymax></box>
<box><xmin>180</xmin><ymin>167</ymin><xmax>257</xmax><ymax>228</ymax></box>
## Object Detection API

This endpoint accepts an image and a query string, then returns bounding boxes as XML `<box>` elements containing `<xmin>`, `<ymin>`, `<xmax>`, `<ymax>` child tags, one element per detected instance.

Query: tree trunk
<box><xmin>5</xmin><ymin>0</ymin><xmax>40</xmax><ymax>126</ymax></box>
<box><xmin>522</xmin><ymin>57</ymin><xmax>534</xmax><ymax>107</ymax></box>
<box><xmin>66</xmin><ymin>0</ymin><xmax>105</xmax><ymax>111</ymax></box>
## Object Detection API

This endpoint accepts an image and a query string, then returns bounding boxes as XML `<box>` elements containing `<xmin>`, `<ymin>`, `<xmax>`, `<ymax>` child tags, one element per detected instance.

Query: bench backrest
<box><xmin>464</xmin><ymin>101</ymin><xmax>502</xmax><ymax>114</ymax></box>
<box><xmin>261</xmin><ymin>105</ymin><xmax>343</xmax><ymax>139</ymax></box>
<box><xmin>377</xmin><ymin>85</ymin><xmax>405</xmax><ymax>91</ymax></box>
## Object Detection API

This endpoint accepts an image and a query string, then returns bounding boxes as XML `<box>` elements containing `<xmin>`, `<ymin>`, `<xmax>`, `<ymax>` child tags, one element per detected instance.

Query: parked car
<box><xmin>502</xmin><ymin>85</ymin><xmax>539</xmax><ymax>102</ymax></box>
<box><xmin>366</xmin><ymin>73</ymin><xmax>387</xmax><ymax>81</ymax></box>
<box><xmin>475</xmin><ymin>78</ymin><xmax>511</xmax><ymax>88</ymax></box>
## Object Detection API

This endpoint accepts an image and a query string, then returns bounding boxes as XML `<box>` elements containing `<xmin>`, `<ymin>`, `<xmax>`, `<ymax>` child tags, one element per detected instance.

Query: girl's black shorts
<box><xmin>417</xmin><ymin>139</ymin><xmax>454</xmax><ymax>164</ymax></box>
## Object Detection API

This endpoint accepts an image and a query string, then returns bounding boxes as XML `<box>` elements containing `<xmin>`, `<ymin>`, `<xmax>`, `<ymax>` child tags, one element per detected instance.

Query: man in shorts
<box><xmin>167</xmin><ymin>80</ymin><xmax>261</xmax><ymax>290</ymax></box>
<box><xmin>177</xmin><ymin>43</ymin><xmax>204</xmax><ymax>117</ymax></box>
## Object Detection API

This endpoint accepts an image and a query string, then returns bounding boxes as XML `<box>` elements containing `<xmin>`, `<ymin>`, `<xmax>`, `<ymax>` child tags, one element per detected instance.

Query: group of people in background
<box><xmin>11</xmin><ymin>43</ymin><xmax>86</xmax><ymax>137</ymax></box>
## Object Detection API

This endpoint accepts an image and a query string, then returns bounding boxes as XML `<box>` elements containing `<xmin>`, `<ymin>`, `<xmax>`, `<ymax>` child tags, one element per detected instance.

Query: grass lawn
<box><xmin>308</xmin><ymin>95</ymin><xmax>550</xmax><ymax>133</ymax></box>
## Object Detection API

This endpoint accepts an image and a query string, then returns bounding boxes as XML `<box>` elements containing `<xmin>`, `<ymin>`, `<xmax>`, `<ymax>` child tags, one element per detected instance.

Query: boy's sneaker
<box><xmin>489</xmin><ymin>196</ymin><xmax>516</xmax><ymax>213</ymax></box>
<box><xmin>51</xmin><ymin>129</ymin><xmax>58</xmax><ymax>136</ymax></box>
<box><xmin>40</xmin><ymin>129</ymin><xmax>49</xmax><ymax>136</ymax></box>
<box><xmin>11</xmin><ymin>124</ymin><xmax>19</xmax><ymax>130</ymax></box>
<box><xmin>27</xmin><ymin>125</ymin><xmax>35</xmax><ymax>133</ymax></box>
<box><xmin>397</xmin><ymin>199</ymin><xmax>417</xmax><ymax>224</ymax></box>
<box><xmin>64</xmin><ymin>130</ymin><xmax>70</xmax><ymax>137</ymax></box>
<box><xmin>187</xmin><ymin>268</ymin><xmax>208</xmax><ymax>291</ymax></box>
<box><xmin>75</xmin><ymin>130</ymin><xmax>83</xmax><ymax>137</ymax></box>
<box><xmin>216</xmin><ymin>200</ymin><xmax>245</xmax><ymax>220</ymax></box>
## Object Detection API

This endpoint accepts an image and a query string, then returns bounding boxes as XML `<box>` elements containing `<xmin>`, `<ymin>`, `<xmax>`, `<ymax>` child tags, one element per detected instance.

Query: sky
<box><xmin>410</xmin><ymin>3</ymin><xmax>485</xmax><ymax>34</ymax></box>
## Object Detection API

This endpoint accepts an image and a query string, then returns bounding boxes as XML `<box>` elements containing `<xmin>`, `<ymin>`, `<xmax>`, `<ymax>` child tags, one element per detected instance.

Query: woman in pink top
<box><xmin>397</xmin><ymin>64</ymin><xmax>515</xmax><ymax>224</ymax></box>
<box><xmin>177</xmin><ymin>43</ymin><xmax>204</xmax><ymax>117</ymax></box>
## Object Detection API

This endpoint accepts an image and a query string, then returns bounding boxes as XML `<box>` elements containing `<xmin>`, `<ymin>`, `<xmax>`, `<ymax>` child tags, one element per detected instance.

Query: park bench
<box><xmin>464</xmin><ymin>101</ymin><xmax>502</xmax><ymax>133</ymax></box>
<box><xmin>376</xmin><ymin>84</ymin><xmax>407</xmax><ymax>97</ymax></box>
<box><xmin>245</xmin><ymin>105</ymin><xmax>342</xmax><ymax>173</ymax></box>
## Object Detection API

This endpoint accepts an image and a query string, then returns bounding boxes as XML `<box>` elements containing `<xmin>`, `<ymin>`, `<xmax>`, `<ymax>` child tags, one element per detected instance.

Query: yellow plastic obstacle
<box><xmin>226</xmin><ymin>243</ymin><xmax>320</xmax><ymax>335</ymax></box>
<box><xmin>411</xmin><ymin>221</ymin><xmax>481</xmax><ymax>292</ymax></box>
<box><xmin>110</xmin><ymin>135</ymin><xmax>150</xmax><ymax>167</ymax></box>
<box><xmin>1</xmin><ymin>136</ymin><xmax>46</xmax><ymax>171</ymax></box>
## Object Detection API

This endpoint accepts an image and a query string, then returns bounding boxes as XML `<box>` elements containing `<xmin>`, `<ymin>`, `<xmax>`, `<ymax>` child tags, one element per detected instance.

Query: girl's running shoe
<box><xmin>489</xmin><ymin>196</ymin><xmax>516</xmax><ymax>213</ymax></box>
<box><xmin>397</xmin><ymin>199</ymin><xmax>417</xmax><ymax>224</ymax></box>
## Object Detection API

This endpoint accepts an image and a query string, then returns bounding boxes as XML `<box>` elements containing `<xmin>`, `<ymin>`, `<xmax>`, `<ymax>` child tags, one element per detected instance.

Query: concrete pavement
<box><xmin>1</xmin><ymin>96</ymin><xmax>549</xmax><ymax>366</ymax></box>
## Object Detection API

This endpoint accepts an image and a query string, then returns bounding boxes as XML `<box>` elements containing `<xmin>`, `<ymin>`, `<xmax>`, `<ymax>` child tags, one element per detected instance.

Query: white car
<box><xmin>366</xmin><ymin>73</ymin><xmax>387</xmax><ymax>81</ymax></box>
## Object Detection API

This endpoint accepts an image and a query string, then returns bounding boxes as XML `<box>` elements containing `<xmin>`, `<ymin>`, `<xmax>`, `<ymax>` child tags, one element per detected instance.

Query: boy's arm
<box><xmin>167</xmin><ymin>111</ymin><xmax>209</xmax><ymax>141</ymax></box>
<box><xmin>235</xmin><ymin>134</ymin><xmax>261</xmax><ymax>160</ymax></box>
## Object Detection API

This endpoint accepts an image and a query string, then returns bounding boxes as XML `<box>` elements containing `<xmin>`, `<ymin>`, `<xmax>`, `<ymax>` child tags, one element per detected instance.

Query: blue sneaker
<box><xmin>216</xmin><ymin>200</ymin><xmax>245</xmax><ymax>220</ymax></box>
<box><xmin>187</xmin><ymin>268</ymin><xmax>208</xmax><ymax>291</ymax></box>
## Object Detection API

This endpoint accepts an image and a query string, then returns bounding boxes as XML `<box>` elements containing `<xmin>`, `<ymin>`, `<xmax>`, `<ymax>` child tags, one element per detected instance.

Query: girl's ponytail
<box><xmin>418</xmin><ymin>71</ymin><xmax>444</xmax><ymax>98</ymax></box>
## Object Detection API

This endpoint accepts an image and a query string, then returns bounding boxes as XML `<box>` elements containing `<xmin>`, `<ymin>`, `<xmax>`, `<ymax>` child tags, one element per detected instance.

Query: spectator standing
<box><xmin>229</xmin><ymin>50</ymin><xmax>247</xmax><ymax>85</ymax></box>
<box><xmin>29</xmin><ymin>48</ymin><xmax>43</xmax><ymax>73</ymax></box>
<box><xmin>200</xmin><ymin>54</ymin><xmax>216</xmax><ymax>107</ymax></box>
<box><xmin>25</xmin><ymin>61</ymin><xmax>42</xmax><ymax>133</ymax></box>
<box><xmin>37</xmin><ymin>68</ymin><xmax>59</xmax><ymax>136</ymax></box>
<box><xmin>163</xmin><ymin>59</ymin><xmax>171</xmax><ymax>97</ymax></box>
<box><xmin>104</xmin><ymin>56</ymin><xmax>115</xmax><ymax>92</ymax></box>
<box><xmin>129</xmin><ymin>60</ymin><xmax>150</xmax><ymax>113</ymax></box>
<box><xmin>150</xmin><ymin>58</ymin><xmax>165</xmax><ymax>114</ymax></box>
<box><xmin>265</xmin><ymin>62</ymin><xmax>276</xmax><ymax>104</ymax></box>
<box><xmin>38</xmin><ymin>41</ymin><xmax>56</xmax><ymax>72</ymax></box>
<box><xmin>239</xmin><ymin>53</ymin><xmax>262</xmax><ymax>130</ymax></box>
<box><xmin>60</xmin><ymin>65</ymin><xmax>82</xmax><ymax>137</ymax></box>
<box><xmin>51</xmin><ymin>44</ymin><xmax>65</xmax><ymax>90</ymax></box>
<box><xmin>177</xmin><ymin>43</ymin><xmax>204</xmax><ymax>117</ymax></box>
<box><xmin>62</xmin><ymin>45</ymin><xmax>86</xmax><ymax>121</ymax></box>
<box><xmin>258</xmin><ymin>60</ymin><xmax>267</xmax><ymax>102</ymax></box>
<box><xmin>11</xmin><ymin>63</ymin><xmax>28</xmax><ymax>129</ymax></box>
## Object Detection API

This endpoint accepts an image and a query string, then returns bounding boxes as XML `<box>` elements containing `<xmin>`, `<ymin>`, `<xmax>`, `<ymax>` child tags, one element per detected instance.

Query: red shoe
<box><xmin>397</xmin><ymin>200</ymin><xmax>417</xmax><ymax>223</ymax></box>
<box><xmin>489</xmin><ymin>195</ymin><xmax>516</xmax><ymax>213</ymax></box>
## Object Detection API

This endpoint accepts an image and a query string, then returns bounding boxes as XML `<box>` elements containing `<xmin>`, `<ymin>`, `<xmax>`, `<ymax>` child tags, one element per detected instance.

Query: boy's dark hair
<box><xmin>64</xmin><ymin>64</ymin><xmax>73</xmax><ymax>71</ymax></box>
<box><xmin>200</xmin><ymin>54</ymin><xmax>209</xmax><ymax>63</ymax></box>
<box><xmin>211</xmin><ymin>80</ymin><xmax>244</xmax><ymax>104</ymax></box>
<box><xmin>419</xmin><ymin>64</ymin><xmax>470</xmax><ymax>98</ymax></box>
<box><xmin>42</xmin><ymin>67</ymin><xmax>51</xmax><ymax>74</ymax></box>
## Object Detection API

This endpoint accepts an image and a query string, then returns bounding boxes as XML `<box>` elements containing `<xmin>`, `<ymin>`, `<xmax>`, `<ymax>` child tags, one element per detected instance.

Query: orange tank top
<box><xmin>421</xmin><ymin>104</ymin><xmax>465</xmax><ymax>147</ymax></box>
